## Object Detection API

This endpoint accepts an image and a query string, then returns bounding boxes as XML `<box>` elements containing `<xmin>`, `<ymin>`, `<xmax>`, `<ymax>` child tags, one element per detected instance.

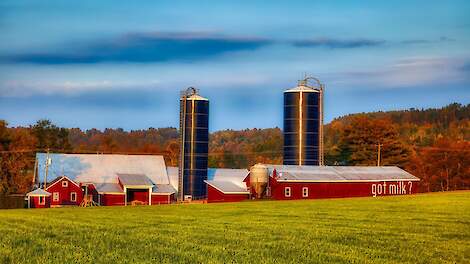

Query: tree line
<box><xmin>0</xmin><ymin>103</ymin><xmax>468</xmax><ymax>194</ymax></box>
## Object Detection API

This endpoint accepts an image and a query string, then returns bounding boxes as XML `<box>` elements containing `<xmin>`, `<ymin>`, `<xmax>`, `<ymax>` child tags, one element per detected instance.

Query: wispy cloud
<box><xmin>292</xmin><ymin>38</ymin><xmax>385</xmax><ymax>48</ymax></box>
<box><xmin>1</xmin><ymin>32</ymin><xmax>272</xmax><ymax>64</ymax></box>
<box><xmin>0</xmin><ymin>32</ymin><xmax>395</xmax><ymax>65</ymax></box>
<box><xmin>400</xmin><ymin>36</ymin><xmax>456</xmax><ymax>45</ymax></box>
<box><xmin>331</xmin><ymin>57</ymin><xmax>470</xmax><ymax>88</ymax></box>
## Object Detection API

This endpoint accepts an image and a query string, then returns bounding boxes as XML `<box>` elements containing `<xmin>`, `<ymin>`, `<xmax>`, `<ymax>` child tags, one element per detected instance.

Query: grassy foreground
<box><xmin>0</xmin><ymin>192</ymin><xmax>469</xmax><ymax>264</ymax></box>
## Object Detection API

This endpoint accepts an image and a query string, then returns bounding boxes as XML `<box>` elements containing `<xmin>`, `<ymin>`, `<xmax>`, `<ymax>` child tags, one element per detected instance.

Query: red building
<box><xmin>206</xmin><ymin>165</ymin><xmax>420</xmax><ymax>203</ymax></box>
<box><xmin>204</xmin><ymin>168</ymin><xmax>250</xmax><ymax>203</ymax></box>
<box><xmin>33</xmin><ymin>153</ymin><xmax>177</xmax><ymax>208</ymax></box>
<box><xmin>46</xmin><ymin>176</ymin><xmax>83</xmax><ymax>207</ymax></box>
<box><xmin>26</xmin><ymin>189</ymin><xmax>51</xmax><ymax>208</ymax></box>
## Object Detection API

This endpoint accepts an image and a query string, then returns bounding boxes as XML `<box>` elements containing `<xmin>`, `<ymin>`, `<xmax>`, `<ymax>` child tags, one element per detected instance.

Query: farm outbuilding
<box><xmin>26</xmin><ymin>188</ymin><xmax>51</xmax><ymax>208</ymax></box>
<box><xmin>35</xmin><ymin>153</ymin><xmax>176</xmax><ymax>206</ymax></box>
<box><xmin>204</xmin><ymin>168</ymin><xmax>250</xmax><ymax>203</ymax></box>
<box><xmin>267</xmin><ymin>165</ymin><xmax>420</xmax><ymax>200</ymax></box>
<box><xmin>204</xmin><ymin>165</ymin><xmax>420</xmax><ymax>203</ymax></box>
<box><xmin>45</xmin><ymin>176</ymin><xmax>83</xmax><ymax>207</ymax></box>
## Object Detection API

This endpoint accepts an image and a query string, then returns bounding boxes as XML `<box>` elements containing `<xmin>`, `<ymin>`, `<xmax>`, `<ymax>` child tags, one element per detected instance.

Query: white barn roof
<box><xmin>267</xmin><ymin>165</ymin><xmax>420</xmax><ymax>182</ymax></box>
<box><xmin>167</xmin><ymin>167</ymin><xmax>249</xmax><ymax>193</ymax></box>
<box><xmin>36</xmin><ymin>153</ymin><xmax>169</xmax><ymax>185</ymax></box>
<box><xmin>26</xmin><ymin>188</ymin><xmax>51</xmax><ymax>197</ymax></box>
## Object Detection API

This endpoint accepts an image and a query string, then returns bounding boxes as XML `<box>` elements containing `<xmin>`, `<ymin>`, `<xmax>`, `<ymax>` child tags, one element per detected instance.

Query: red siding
<box><xmin>29</xmin><ymin>196</ymin><xmax>51</xmax><ymax>208</ymax></box>
<box><xmin>207</xmin><ymin>185</ymin><xmax>249</xmax><ymax>203</ymax></box>
<box><xmin>271</xmin><ymin>180</ymin><xmax>420</xmax><ymax>200</ymax></box>
<box><xmin>100</xmin><ymin>194</ymin><xmax>125</xmax><ymax>206</ymax></box>
<box><xmin>46</xmin><ymin>177</ymin><xmax>83</xmax><ymax>206</ymax></box>
<box><xmin>151</xmin><ymin>194</ymin><xmax>174</xmax><ymax>204</ymax></box>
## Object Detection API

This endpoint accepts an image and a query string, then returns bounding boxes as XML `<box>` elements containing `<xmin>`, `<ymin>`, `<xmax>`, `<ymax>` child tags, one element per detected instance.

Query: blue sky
<box><xmin>1</xmin><ymin>1</ymin><xmax>469</xmax><ymax>131</ymax></box>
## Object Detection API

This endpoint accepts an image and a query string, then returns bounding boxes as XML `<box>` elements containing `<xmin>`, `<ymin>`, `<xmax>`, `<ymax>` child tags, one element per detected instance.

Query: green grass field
<box><xmin>1</xmin><ymin>192</ymin><xmax>469</xmax><ymax>264</ymax></box>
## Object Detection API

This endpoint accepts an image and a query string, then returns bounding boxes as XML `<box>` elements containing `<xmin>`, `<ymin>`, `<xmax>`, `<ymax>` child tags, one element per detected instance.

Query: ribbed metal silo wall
<box><xmin>283</xmin><ymin>91</ymin><xmax>320</xmax><ymax>165</ymax></box>
<box><xmin>179</xmin><ymin>98</ymin><xmax>209</xmax><ymax>199</ymax></box>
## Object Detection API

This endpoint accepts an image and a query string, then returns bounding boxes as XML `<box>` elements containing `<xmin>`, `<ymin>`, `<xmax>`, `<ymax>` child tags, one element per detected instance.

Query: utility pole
<box><xmin>377</xmin><ymin>143</ymin><xmax>382</xmax><ymax>166</ymax></box>
<box><xmin>44</xmin><ymin>148</ymin><xmax>51</xmax><ymax>189</ymax></box>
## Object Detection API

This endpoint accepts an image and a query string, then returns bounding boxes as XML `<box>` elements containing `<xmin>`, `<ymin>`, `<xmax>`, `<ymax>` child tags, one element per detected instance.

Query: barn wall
<box><xmin>207</xmin><ymin>185</ymin><xmax>249</xmax><ymax>203</ymax></box>
<box><xmin>151</xmin><ymin>194</ymin><xmax>173</xmax><ymax>204</ymax></box>
<box><xmin>272</xmin><ymin>180</ymin><xmax>420</xmax><ymax>200</ymax></box>
<box><xmin>29</xmin><ymin>196</ymin><xmax>51</xmax><ymax>208</ymax></box>
<box><xmin>100</xmin><ymin>194</ymin><xmax>125</xmax><ymax>206</ymax></box>
<box><xmin>46</xmin><ymin>178</ymin><xmax>83</xmax><ymax>206</ymax></box>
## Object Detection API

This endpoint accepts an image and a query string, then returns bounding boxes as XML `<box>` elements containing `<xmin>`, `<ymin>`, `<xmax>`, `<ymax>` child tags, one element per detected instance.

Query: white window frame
<box><xmin>70</xmin><ymin>192</ymin><xmax>77</xmax><ymax>202</ymax></box>
<box><xmin>284</xmin><ymin>187</ymin><xmax>291</xmax><ymax>197</ymax></box>
<box><xmin>302</xmin><ymin>187</ymin><xmax>309</xmax><ymax>198</ymax></box>
<box><xmin>53</xmin><ymin>192</ymin><xmax>59</xmax><ymax>202</ymax></box>
<box><xmin>38</xmin><ymin>196</ymin><xmax>45</xmax><ymax>205</ymax></box>
<box><xmin>62</xmin><ymin>181</ymin><xmax>68</xmax><ymax>187</ymax></box>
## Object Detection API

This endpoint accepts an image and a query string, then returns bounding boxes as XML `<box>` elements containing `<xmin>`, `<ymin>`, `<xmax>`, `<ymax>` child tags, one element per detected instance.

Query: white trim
<box><xmin>98</xmin><ymin>192</ymin><xmax>125</xmax><ymax>195</ymax></box>
<box><xmin>277</xmin><ymin>179</ymin><xmax>420</xmax><ymax>183</ymax></box>
<box><xmin>46</xmin><ymin>175</ymin><xmax>80</xmax><ymax>190</ymax></box>
<box><xmin>302</xmin><ymin>187</ymin><xmax>309</xmax><ymax>198</ymax></box>
<box><xmin>62</xmin><ymin>180</ymin><xmax>68</xmax><ymax>187</ymax></box>
<box><xmin>122</xmin><ymin>184</ymin><xmax>154</xmax><ymax>189</ymax></box>
<box><xmin>151</xmin><ymin>192</ymin><xmax>175</xmax><ymax>195</ymax></box>
<box><xmin>53</xmin><ymin>192</ymin><xmax>59</xmax><ymax>202</ymax></box>
<box><xmin>70</xmin><ymin>192</ymin><xmax>77</xmax><ymax>202</ymax></box>
<box><xmin>284</xmin><ymin>187</ymin><xmax>291</xmax><ymax>197</ymax></box>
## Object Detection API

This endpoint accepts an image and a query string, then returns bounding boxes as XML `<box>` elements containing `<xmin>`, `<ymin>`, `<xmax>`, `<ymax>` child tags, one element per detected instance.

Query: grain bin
<box><xmin>178</xmin><ymin>87</ymin><xmax>209</xmax><ymax>201</ymax></box>
<box><xmin>283</xmin><ymin>76</ymin><xmax>324</xmax><ymax>166</ymax></box>
<box><xmin>249</xmin><ymin>163</ymin><xmax>269</xmax><ymax>198</ymax></box>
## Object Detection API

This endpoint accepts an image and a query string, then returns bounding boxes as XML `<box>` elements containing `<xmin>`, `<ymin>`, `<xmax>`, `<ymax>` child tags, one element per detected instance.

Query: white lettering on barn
<box><xmin>371</xmin><ymin>181</ymin><xmax>413</xmax><ymax>197</ymax></box>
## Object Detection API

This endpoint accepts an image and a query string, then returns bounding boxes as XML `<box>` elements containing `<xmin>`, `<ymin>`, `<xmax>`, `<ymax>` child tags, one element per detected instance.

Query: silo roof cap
<box><xmin>185</xmin><ymin>94</ymin><xmax>209</xmax><ymax>101</ymax></box>
<box><xmin>284</xmin><ymin>85</ymin><xmax>320</xmax><ymax>93</ymax></box>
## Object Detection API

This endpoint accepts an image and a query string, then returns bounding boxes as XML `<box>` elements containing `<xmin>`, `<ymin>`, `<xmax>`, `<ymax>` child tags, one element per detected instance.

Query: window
<box><xmin>284</xmin><ymin>187</ymin><xmax>291</xmax><ymax>197</ymax></box>
<box><xmin>302</xmin><ymin>187</ymin><xmax>309</xmax><ymax>198</ymax></box>
<box><xmin>53</xmin><ymin>192</ymin><xmax>59</xmax><ymax>202</ymax></box>
<box><xmin>62</xmin><ymin>181</ymin><xmax>68</xmax><ymax>187</ymax></box>
<box><xmin>70</xmin><ymin>192</ymin><xmax>77</xmax><ymax>202</ymax></box>
<box><xmin>39</xmin><ymin>196</ymin><xmax>45</xmax><ymax>205</ymax></box>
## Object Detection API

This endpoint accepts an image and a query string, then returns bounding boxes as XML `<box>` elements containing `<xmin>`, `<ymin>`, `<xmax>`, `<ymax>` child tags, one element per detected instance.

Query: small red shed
<box><xmin>26</xmin><ymin>189</ymin><xmax>51</xmax><ymax>208</ymax></box>
<box><xmin>46</xmin><ymin>176</ymin><xmax>83</xmax><ymax>207</ymax></box>
<box><xmin>205</xmin><ymin>180</ymin><xmax>249</xmax><ymax>203</ymax></box>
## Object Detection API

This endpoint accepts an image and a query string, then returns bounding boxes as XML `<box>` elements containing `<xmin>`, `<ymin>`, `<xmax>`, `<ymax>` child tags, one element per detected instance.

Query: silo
<box><xmin>178</xmin><ymin>87</ymin><xmax>209</xmax><ymax>201</ymax></box>
<box><xmin>283</xmin><ymin>77</ymin><xmax>324</xmax><ymax>166</ymax></box>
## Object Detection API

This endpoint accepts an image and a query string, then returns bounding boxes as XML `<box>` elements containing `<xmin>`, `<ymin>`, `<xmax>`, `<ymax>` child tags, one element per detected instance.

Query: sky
<box><xmin>1</xmin><ymin>1</ymin><xmax>469</xmax><ymax>131</ymax></box>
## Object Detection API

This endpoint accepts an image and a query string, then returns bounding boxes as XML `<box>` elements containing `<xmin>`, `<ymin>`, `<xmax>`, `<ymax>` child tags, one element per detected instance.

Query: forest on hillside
<box><xmin>0</xmin><ymin>103</ymin><xmax>468</xmax><ymax>194</ymax></box>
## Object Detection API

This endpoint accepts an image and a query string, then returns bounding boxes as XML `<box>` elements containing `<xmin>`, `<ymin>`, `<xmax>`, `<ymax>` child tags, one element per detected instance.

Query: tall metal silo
<box><xmin>283</xmin><ymin>76</ymin><xmax>324</xmax><ymax>166</ymax></box>
<box><xmin>178</xmin><ymin>87</ymin><xmax>209</xmax><ymax>201</ymax></box>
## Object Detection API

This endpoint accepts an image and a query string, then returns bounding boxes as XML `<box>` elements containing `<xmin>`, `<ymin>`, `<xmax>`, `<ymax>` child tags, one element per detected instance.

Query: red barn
<box><xmin>205</xmin><ymin>165</ymin><xmax>420</xmax><ymax>202</ymax></box>
<box><xmin>46</xmin><ymin>176</ymin><xmax>83</xmax><ymax>207</ymax></box>
<box><xmin>268</xmin><ymin>166</ymin><xmax>420</xmax><ymax>200</ymax></box>
<box><xmin>26</xmin><ymin>189</ymin><xmax>51</xmax><ymax>208</ymax></box>
<box><xmin>203</xmin><ymin>168</ymin><xmax>250</xmax><ymax>203</ymax></box>
<box><xmin>33</xmin><ymin>153</ymin><xmax>177</xmax><ymax>207</ymax></box>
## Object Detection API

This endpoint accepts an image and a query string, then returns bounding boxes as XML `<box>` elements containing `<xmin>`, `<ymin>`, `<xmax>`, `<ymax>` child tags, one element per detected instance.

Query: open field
<box><xmin>0</xmin><ymin>192</ymin><xmax>469</xmax><ymax>264</ymax></box>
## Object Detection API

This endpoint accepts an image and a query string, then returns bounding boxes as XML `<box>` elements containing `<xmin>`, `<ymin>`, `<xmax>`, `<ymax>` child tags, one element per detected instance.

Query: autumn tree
<box><xmin>32</xmin><ymin>119</ymin><xmax>71</xmax><ymax>152</ymax></box>
<box><xmin>336</xmin><ymin>116</ymin><xmax>410</xmax><ymax>167</ymax></box>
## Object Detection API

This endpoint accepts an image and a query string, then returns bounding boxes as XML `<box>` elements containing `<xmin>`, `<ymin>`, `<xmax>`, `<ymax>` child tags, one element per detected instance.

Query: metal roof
<box><xmin>95</xmin><ymin>183</ymin><xmax>123</xmax><ymax>194</ymax></box>
<box><xmin>167</xmin><ymin>167</ymin><xmax>249</xmax><ymax>192</ymax></box>
<box><xmin>152</xmin><ymin>184</ymin><xmax>176</xmax><ymax>194</ymax></box>
<box><xmin>36</xmin><ymin>153</ymin><xmax>169</xmax><ymax>185</ymax></box>
<box><xmin>166</xmin><ymin>166</ymin><xmax>179</xmax><ymax>191</ymax></box>
<box><xmin>266</xmin><ymin>165</ymin><xmax>420</xmax><ymax>182</ymax></box>
<box><xmin>117</xmin><ymin>173</ymin><xmax>154</xmax><ymax>187</ymax></box>
<box><xmin>205</xmin><ymin>180</ymin><xmax>249</xmax><ymax>194</ymax></box>
<box><xmin>26</xmin><ymin>188</ymin><xmax>51</xmax><ymax>196</ymax></box>
<box><xmin>284</xmin><ymin>85</ymin><xmax>320</xmax><ymax>93</ymax></box>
